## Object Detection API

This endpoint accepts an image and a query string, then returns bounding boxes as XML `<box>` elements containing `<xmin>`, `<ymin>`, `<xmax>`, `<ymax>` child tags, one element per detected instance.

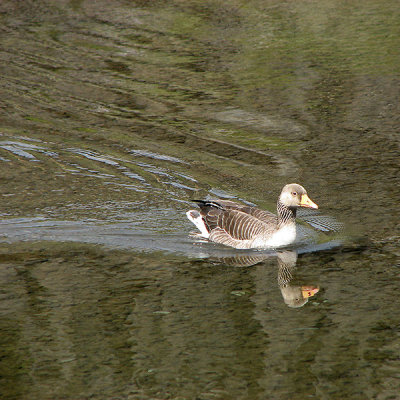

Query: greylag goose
<box><xmin>186</xmin><ymin>183</ymin><xmax>318</xmax><ymax>249</ymax></box>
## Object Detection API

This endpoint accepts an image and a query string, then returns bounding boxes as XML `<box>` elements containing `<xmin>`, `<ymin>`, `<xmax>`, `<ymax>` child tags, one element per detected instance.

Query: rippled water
<box><xmin>0</xmin><ymin>1</ymin><xmax>399</xmax><ymax>399</ymax></box>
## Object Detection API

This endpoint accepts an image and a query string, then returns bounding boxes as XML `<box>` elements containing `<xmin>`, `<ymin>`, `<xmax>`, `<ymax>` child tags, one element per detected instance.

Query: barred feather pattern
<box><xmin>277</xmin><ymin>251</ymin><xmax>297</xmax><ymax>287</ymax></box>
<box><xmin>208</xmin><ymin>210</ymin><xmax>272</xmax><ymax>249</ymax></box>
<box><xmin>276</xmin><ymin>200</ymin><xmax>296</xmax><ymax>228</ymax></box>
<box><xmin>217</xmin><ymin>255</ymin><xmax>268</xmax><ymax>267</ymax></box>
<box><xmin>277</xmin><ymin>263</ymin><xmax>294</xmax><ymax>287</ymax></box>
<box><xmin>193</xmin><ymin>199</ymin><xmax>298</xmax><ymax>249</ymax></box>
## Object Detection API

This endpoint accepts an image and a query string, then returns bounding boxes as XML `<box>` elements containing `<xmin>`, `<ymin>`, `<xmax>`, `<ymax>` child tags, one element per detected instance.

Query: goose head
<box><xmin>279</xmin><ymin>183</ymin><xmax>318</xmax><ymax>209</ymax></box>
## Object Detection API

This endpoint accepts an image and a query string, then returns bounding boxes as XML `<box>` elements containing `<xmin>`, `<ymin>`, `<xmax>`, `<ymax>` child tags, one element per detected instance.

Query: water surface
<box><xmin>0</xmin><ymin>1</ymin><xmax>399</xmax><ymax>399</ymax></box>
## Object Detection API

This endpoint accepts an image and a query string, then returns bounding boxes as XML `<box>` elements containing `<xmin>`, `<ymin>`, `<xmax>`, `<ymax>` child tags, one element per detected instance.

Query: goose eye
<box><xmin>292</xmin><ymin>192</ymin><xmax>297</xmax><ymax>196</ymax></box>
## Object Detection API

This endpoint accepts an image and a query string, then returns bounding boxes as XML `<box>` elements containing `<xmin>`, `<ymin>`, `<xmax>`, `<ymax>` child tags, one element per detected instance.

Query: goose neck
<box><xmin>277</xmin><ymin>200</ymin><xmax>296</xmax><ymax>227</ymax></box>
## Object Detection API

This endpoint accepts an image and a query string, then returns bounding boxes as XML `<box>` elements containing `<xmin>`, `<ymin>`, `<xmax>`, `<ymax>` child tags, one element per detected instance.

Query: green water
<box><xmin>0</xmin><ymin>1</ymin><xmax>399</xmax><ymax>399</ymax></box>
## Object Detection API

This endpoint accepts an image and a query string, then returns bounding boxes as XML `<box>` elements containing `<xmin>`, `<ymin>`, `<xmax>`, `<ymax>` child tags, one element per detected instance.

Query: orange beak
<box><xmin>301</xmin><ymin>286</ymin><xmax>320</xmax><ymax>299</ymax></box>
<box><xmin>300</xmin><ymin>194</ymin><xmax>318</xmax><ymax>209</ymax></box>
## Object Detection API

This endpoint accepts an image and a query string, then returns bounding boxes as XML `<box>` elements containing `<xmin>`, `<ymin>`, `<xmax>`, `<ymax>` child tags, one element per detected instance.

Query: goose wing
<box><xmin>207</xmin><ymin>209</ymin><xmax>274</xmax><ymax>241</ymax></box>
<box><xmin>193</xmin><ymin>200</ymin><xmax>278</xmax><ymax>248</ymax></box>
<box><xmin>244</xmin><ymin>207</ymin><xmax>277</xmax><ymax>225</ymax></box>
<box><xmin>195</xmin><ymin>199</ymin><xmax>278</xmax><ymax>226</ymax></box>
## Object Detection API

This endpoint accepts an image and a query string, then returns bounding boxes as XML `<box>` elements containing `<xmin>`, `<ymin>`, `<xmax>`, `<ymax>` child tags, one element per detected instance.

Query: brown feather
<box><xmin>195</xmin><ymin>200</ymin><xmax>279</xmax><ymax>244</ymax></box>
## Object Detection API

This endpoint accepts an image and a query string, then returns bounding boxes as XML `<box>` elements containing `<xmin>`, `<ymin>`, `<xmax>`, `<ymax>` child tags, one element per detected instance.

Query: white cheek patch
<box><xmin>280</xmin><ymin>191</ymin><xmax>293</xmax><ymax>205</ymax></box>
<box><xmin>186</xmin><ymin>210</ymin><xmax>210</xmax><ymax>238</ymax></box>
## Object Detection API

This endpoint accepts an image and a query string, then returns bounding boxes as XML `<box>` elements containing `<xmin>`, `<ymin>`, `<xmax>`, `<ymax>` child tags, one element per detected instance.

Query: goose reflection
<box><xmin>214</xmin><ymin>250</ymin><xmax>319</xmax><ymax>308</ymax></box>
<box><xmin>276</xmin><ymin>251</ymin><xmax>319</xmax><ymax>308</ymax></box>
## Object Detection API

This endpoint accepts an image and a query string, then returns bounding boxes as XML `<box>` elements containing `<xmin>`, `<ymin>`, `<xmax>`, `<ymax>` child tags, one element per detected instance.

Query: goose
<box><xmin>186</xmin><ymin>183</ymin><xmax>318</xmax><ymax>249</ymax></box>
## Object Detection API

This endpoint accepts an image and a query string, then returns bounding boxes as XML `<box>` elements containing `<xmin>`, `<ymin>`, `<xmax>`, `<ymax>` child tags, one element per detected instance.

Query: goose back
<box><xmin>193</xmin><ymin>200</ymin><xmax>279</xmax><ymax>248</ymax></box>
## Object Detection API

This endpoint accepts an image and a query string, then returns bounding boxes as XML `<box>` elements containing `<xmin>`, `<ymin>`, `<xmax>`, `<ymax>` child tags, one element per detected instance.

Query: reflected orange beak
<box><xmin>301</xmin><ymin>286</ymin><xmax>320</xmax><ymax>299</ymax></box>
<box><xmin>300</xmin><ymin>194</ymin><xmax>318</xmax><ymax>209</ymax></box>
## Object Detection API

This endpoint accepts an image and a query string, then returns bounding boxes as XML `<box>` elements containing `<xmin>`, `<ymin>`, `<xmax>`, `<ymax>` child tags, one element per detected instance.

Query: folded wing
<box><xmin>195</xmin><ymin>200</ymin><xmax>277</xmax><ymax>247</ymax></box>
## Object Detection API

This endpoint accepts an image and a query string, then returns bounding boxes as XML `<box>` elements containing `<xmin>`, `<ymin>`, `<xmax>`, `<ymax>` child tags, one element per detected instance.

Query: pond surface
<box><xmin>0</xmin><ymin>1</ymin><xmax>399</xmax><ymax>399</ymax></box>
